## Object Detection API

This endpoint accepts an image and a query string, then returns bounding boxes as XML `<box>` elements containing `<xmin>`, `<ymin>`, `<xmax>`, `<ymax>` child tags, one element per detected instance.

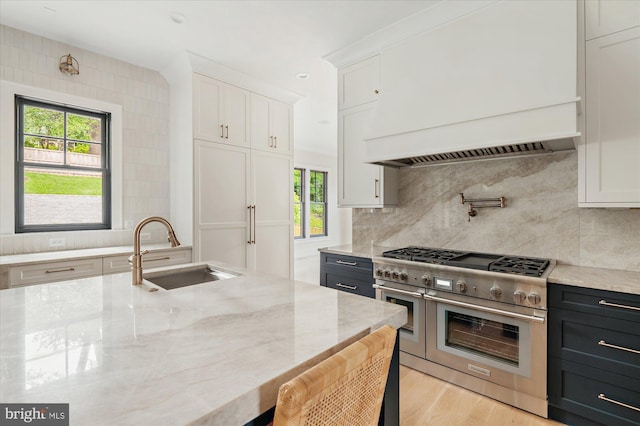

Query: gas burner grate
<box><xmin>490</xmin><ymin>257</ymin><xmax>550</xmax><ymax>277</ymax></box>
<box><xmin>382</xmin><ymin>247</ymin><xmax>467</xmax><ymax>263</ymax></box>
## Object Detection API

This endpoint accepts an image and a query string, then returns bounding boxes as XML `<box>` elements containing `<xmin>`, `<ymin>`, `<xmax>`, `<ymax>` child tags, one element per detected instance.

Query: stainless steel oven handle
<box><xmin>424</xmin><ymin>294</ymin><xmax>546</xmax><ymax>323</ymax></box>
<box><xmin>373</xmin><ymin>283</ymin><xmax>424</xmax><ymax>298</ymax></box>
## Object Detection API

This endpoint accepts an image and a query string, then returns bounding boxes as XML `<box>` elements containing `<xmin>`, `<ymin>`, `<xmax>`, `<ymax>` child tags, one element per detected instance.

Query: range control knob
<box><xmin>391</xmin><ymin>270</ymin><xmax>399</xmax><ymax>279</ymax></box>
<box><xmin>456</xmin><ymin>280</ymin><xmax>468</xmax><ymax>293</ymax></box>
<box><xmin>490</xmin><ymin>286</ymin><xmax>503</xmax><ymax>299</ymax></box>
<box><xmin>421</xmin><ymin>274</ymin><xmax>432</xmax><ymax>287</ymax></box>
<box><xmin>399</xmin><ymin>271</ymin><xmax>408</xmax><ymax>281</ymax></box>
<box><xmin>513</xmin><ymin>290</ymin><xmax>527</xmax><ymax>304</ymax></box>
<box><xmin>383</xmin><ymin>269</ymin><xmax>391</xmax><ymax>278</ymax></box>
<box><xmin>375</xmin><ymin>268</ymin><xmax>384</xmax><ymax>277</ymax></box>
<box><xmin>528</xmin><ymin>292</ymin><xmax>541</xmax><ymax>305</ymax></box>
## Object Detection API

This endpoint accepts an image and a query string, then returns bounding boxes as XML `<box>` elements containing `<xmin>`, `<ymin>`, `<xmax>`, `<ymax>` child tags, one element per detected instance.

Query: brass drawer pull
<box><xmin>598</xmin><ymin>340</ymin><xmax>640</xmax><ymax>355</ymax></box>
<box><xmin>599</xmin><ymin>299</ymin><xmax>640</xmax><ymax>312</ymax></box>
<box><xmin>598</xmin><ymin>393</ymin><xmax>640</xmax><ymax>413</ymax></box>
<box><xmin>336</xmin><ymin>283</ymin><xmax>358</xmax><ymax>291</ymax></box>
<box><xmin>45</xmin><ymin>267</ymin><xmax>75</xmax><ymax>274</ymax></box>
<box><xmin>145</xmin><ymin>256</ymin><xmax>171</xmax><ymax>262</ymax></box>
<box><xmin>335</xmin><ymin>260</ymin><xmax>358</xmax><ymax>266</ymax></box>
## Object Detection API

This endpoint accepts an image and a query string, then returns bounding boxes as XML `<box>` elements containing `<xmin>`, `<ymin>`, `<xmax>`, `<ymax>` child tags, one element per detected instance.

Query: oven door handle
<box><xmin>373</xmin><ymin>283</ymin><xmax>424</xmax><ymax>298</ymax></box>
<box><xmin>424</xmin><ymin>294</ymin><xmax>546</xmax><ymax>323</ymax></box>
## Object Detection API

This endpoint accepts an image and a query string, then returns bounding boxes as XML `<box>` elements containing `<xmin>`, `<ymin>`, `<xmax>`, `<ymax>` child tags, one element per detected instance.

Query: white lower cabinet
<box><xmin>9</xmin><ymin>258</ymin><xmax>103</xmax><ymax>287</ymax></box>
<box><xmin>338</xmin><ymin>103</ymin><xmax>397</xmax><ymax>207</ymax></box>
<box><xmin>194</xmin><ymin>139</ymin><xmax>292</xmax><ymax>278</ymax></box>
<box><xmin>102</xmin><ymin>247</ymin><xmax>192</xmax><ymax>275</ymax></box>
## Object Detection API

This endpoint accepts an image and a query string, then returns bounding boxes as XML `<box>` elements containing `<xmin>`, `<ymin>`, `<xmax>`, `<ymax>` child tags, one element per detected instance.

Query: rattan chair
<box><xmin>272</xmin><ymin>325</ymin><xmax>397</xmax><ymax>426</ymax></box>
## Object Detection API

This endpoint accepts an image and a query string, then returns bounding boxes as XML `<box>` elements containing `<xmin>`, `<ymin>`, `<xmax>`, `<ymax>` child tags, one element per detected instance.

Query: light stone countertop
<box><xmin>549</xmin><ymin>264</ymin><xmax>640</xmax><ymax>296</ymax></box>
<box><xmin>0</xmin><ymin>266</ymin><xmax>407</xmax><ymax>426</ymax></box>
<box><xmin>0</xmin><ymin>244</ymin><xmax>191</xmax><ymax>267</ymax></box>
<box><xmin>318</xmin><ymin>244</ymin><xmax>396</xmax><ymax>259</ymax></box>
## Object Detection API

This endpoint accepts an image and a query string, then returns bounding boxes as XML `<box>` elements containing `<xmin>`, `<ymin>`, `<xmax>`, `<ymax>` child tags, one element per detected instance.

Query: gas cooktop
<box><xmin>382</xmin><ymin>246</ymin><xmax>550</xmax><ymax>277</ymax></box>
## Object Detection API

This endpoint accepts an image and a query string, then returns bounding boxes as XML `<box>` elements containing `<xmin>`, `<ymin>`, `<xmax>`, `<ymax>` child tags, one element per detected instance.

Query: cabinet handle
<box><xmin>274</xmin><ymin>136</ymin><xmax>278</xmax><ymax>148</ymax></box>
<box><xmin>336</xmin><ymin>282</ymin><xmax>358</xmax><ymax>290</ymax></box>
<box><xmin>220</xmin><ymin>124</ymin><xmax>224</xmax><ymax>138</ymax></box>
<box><xmin>374</xmin><ymin>179</ymin><xmax>380</xmax><ymax>198</ymax></box>
<box><xmin>269</xmin><ymin>136</ymin><xmax>274</xmax><ymax>147</ymax></box>
<box><xmin>336</xmin><ymin>260</ymin><xmax>358</xmax><ymax>266</ymax></box>
<box><xmin>144</xmin><ymin>256</ymin><xmax>171</xmax><ymax>262</ymax></box>
<box><xmin>599</xmin><ymin>299</ymin><xmax>640</xmax><ymax>312</ymax></box>
<box><xmin>45</xmin><ymin>267</ymin><xmax>75</xmax><ymax>274</ymax></box>
<box><xmin>374</xmin><ymin>89</ymin><xmax>379</xmax><ymax>94</ymax></box>
<box><xmin>598</xmin><ymin>339</ymin><xmax>640</xmax><ymax>355</ymax></box>
<box><xmin>251</xmin><ymin>205</ymin><xmax>256</xmax><ymax>244</ymax></box>
<box><xmin>247</xmin><ymin>206</ymin><xmax>252</xmax><ymax>244</ymax></box>
<box><xmin>225</xmin><ymin>125</ymin><xmax>229</xmax><ymax>139</ymax></box>
<box><xmin>598</xmin><ymin>393</ymin><xmax>640</xmax><ymax>413</ymax></box>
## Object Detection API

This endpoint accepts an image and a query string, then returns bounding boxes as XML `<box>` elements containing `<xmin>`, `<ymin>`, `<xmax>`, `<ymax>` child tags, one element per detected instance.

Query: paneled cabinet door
<box><xmin>583</xmin><ymin>27</ymin><xmax>640</xmax><ymax>205</ymax></box>
<box><xmin>194</xmin><ymin>140</ymin><xmax>251</xmax><ymax>267</ymax></box>
<box><xmin>585</xmin><ymin>0</ymin><xmax>640</xmax><ymax>40</ymax></box>
<box><xmin>338</xmin><ymin>55</ymin><xmax>380</xmax><ymax>110</ymax></box>
<box><xmin>251</xmin><ymin>150</ymin><xmax>293</xmax><ymax>278</ymax></box>
<box><xmin>193</xmin><ymin>74</ymin><xmax>250</xmax><ymax>148</ymax></box>
<box><xmin>250</xmin><ymin>94</ymin><xmax>292</xmax><ymax>154</ymax></box>
<box><xmin>339</xmin><ymin>103</ymin><xmax>396</xmax><ymax>207</ymax></box>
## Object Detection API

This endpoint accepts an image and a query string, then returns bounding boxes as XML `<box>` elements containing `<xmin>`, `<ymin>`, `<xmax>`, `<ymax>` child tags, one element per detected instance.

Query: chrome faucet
<box><xmin>130</xmin><ymin>216</ymin><xmax>180</xmax><ymax>285</ymax></box>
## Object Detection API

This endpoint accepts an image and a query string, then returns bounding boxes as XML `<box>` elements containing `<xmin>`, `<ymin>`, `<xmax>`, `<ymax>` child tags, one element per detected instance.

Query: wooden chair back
<box><xmin>273</xmin><ymin>325</ymin><xmax>397</xmax><ymax>426</ymax></box>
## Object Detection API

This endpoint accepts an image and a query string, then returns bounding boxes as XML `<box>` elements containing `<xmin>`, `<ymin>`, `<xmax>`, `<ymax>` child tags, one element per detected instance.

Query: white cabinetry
<box><xmin>337</xmin><ymin>56</ymin><xmax>397</xmax><ymax>208</ymax></box>
<box><xmin>250</xmin><ymin>93</ymin><xmax>292</xmax><ymax>154</ymax></box>
<box><xmin>194</xmin><ymin>139</ymin><xmax>292</xmax><ymax>278</ymax></box>
<box><xmin>193</xmin><ymin>73</ymin><xmax>250</xmax><ymax>148</ymax></box>
<box><xmin>585</xmin><ymin>0</ymin><xmax>640</xmax><ymax>40</ymax></box>
<box><xmin>102</xmin><ymin>247</ymin><xmax>192</xmax><ymax>275</ymax></box>
<box><xmin>580</xmin><ymin>2</ymin><xmax>640</xmax><ymax>207</ymax></box>
<box><xmin>9</xmin><ymin>258</ymin><xmax>103</xmax><ymax>287</ymax></box>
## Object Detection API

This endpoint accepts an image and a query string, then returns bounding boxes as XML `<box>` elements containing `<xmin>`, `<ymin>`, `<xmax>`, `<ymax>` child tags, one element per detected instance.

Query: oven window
<box><xmin>386</xmin><ymin>296</ymin><xmax>414</xmax><ymax>333</ymax></box>
<box><xmin>445</xmin><ymin>311</ymin><xmax>519</xmax><ymax>366</ymax></box>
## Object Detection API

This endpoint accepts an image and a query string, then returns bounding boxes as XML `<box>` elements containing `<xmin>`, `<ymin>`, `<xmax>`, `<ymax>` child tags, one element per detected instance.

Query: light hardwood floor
<box><xmin>400</xmin><ymin>366</ymin><xmax>565</xmax><ymax>426</ymax></box>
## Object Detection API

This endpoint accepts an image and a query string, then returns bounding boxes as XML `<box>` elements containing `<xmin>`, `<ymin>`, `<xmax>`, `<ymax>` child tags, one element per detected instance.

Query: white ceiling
<box><xmin>0</xmin><ymin>0</ymin><xmax>440</xmax><ymax>155</ymax></box>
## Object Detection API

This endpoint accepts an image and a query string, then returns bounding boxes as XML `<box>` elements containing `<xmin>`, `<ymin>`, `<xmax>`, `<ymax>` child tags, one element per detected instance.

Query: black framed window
<box><xmin>15</xmin><ymin>96</ymin><xmax>111</xmax><ymax>233</ymax></box>
<box><xmin>309</xmin><ymin>170</ymin><xmax>327</xmax><ymax>237</ymax></box>
<box><xmin>294</xmin><ymin>168</ymin><xmax>305</xmax><ymax>239</ymax></box>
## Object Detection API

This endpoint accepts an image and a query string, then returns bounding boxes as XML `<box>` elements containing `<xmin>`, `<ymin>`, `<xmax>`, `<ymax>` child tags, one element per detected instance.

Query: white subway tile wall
<box><xmin>0</xmin><ymin>25</ymin><xmax>171</xmax><ymax>255</ymax></box>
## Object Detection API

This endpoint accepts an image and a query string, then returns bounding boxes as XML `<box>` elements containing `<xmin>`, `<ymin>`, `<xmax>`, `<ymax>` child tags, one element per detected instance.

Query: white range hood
<box><xmin>364</xmin><ymin>0</ymin><xmax>580</xmax><ymax>167</ymax></box>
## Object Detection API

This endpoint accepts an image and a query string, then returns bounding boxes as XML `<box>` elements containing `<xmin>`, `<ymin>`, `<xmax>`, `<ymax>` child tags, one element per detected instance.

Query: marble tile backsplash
<box><xmin>0</xmin><ymin>25</ymin><xmax>171</xmax><ymax>255</ymax></box>
<box><xmin>353</xmin><ymin>152</ymin><xmax>640</xmax><ymax>272</ymax></box>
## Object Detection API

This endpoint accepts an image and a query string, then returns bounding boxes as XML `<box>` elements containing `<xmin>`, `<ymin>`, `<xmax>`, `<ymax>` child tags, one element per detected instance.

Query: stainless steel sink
<box><xmin>144</xmin><ymin>265</ymin><xmax>239</xmax><ymax>290</ymax></box>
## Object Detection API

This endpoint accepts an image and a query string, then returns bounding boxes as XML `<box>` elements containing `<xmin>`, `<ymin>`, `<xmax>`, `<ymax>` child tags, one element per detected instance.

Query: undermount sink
<box><xmin>144</xmin><ymin>265</ymin><xmax>239</xmax><ymax>290</ymax></box>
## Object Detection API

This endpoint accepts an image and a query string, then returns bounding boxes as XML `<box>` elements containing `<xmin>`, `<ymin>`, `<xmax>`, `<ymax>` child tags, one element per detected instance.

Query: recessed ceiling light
<box><xmin>296</xmin><ymin>72</ymin><xmax>310</xmax><ymax>80</ymax></box>
<box><xmin>170</xmin><ymin>12</ymin><xmax>187</xmax><ymax>24</ymax></box>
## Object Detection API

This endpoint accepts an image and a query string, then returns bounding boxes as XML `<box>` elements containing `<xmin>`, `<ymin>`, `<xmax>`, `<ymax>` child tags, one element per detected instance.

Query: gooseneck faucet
<box><xmin>131</xmin><ymin>216</ymin><xmax>180</xmax><ymax>285</ymax></box>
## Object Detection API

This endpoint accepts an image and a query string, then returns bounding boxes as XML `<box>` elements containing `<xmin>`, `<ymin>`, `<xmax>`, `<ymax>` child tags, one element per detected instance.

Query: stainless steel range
<box><xmin>373</xmin><ymin>246</ymin><xmax>555</xmax><ymax>418</ymax></box>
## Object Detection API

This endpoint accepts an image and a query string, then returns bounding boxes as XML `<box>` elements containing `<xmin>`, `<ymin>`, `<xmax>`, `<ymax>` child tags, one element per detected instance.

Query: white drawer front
<box><xmin>102</xmin><ymin>249</ymin><xmax>192</xmax><ymax>275</ymax></box>
<box><xmin>10</xmin><ymin>258</ymin><xmax>103</xmax><ymax>287</ymax></box>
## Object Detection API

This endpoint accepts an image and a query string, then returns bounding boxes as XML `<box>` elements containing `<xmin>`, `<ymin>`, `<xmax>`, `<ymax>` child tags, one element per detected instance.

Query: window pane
<box><xmin>294</xmin><ymin>203</ymin><xmax>302</xmax><ymax>238</ymax></box>
<box><xmin>67</xmin><ymin>113</ymin><xmax>102</xmax><ymax>143</ymax></box>
<box><xmin>294</xmin><ymin>169</ymin><xmax>302</xmax><ymax>199</ymax></box>
<box><xmin>66</xmin><ymin>142</ymin><xmax>102</xmax><ymax>168</ymax></box>
<box><xmin>23</xmin><ymin>137</ymin><xmax>65</xmax><ymax>165</ymax></box>
<box><xmin>294</xmin><ymin>168</ymin><xmax>304</xmax><ymax>239</ymax></box>
<box><xmin>23</xmin><ymin>106</ymin><xmax>64</xmax><ymax>137</ymax></box>
<box><xmin>310</xmin><ymin>204</ymin><xmax>325</xmax><ymax>236</ymax></box>
<box><xmin>23</xmin><ymin>167</ymin><xmax>103</xmax><ymax>225</ymax></box>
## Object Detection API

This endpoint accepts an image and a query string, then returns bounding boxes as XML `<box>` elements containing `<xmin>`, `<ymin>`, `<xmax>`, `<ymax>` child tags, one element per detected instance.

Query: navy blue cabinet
<box><xmin>320</xmin><ymin>252</ymin><xmax>375</xmax><ymax>298</ymax></box>
<box><xmin>548</xmin><ymin>283</ymin><xmax>640</xmax><ymax>426</ymax></box>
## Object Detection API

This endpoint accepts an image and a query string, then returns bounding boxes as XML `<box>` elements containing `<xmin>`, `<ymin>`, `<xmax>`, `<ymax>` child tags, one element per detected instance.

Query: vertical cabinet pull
<box><xmin>374</xmin><ymin>179</ymin><xmax>380</xmax><ymax>198</ymax></box>
<box><xmin>251</xmin><ymin>205</ymin><xmax>256</xmax><ymax>244</ymax></box>
<box><xmin>220</xmin><ymin>124</ymin><xmax>224</xmax><ymax>138</ymax></box>
<box><xmin>247</xmin><ymin>206</ymin><xmax>252</xmax><ymax>244</ymax></box>
<box><xmin>225</xmin><ymin>125</ymin><xmax>229</xmax><ymax>139</ymax></box>
<box><xmin>274</xmin><ymin>136</ymin><xmax>278</xmax><ymax>148</ymax></box>
<box><xmin>269</xmin><ymin>136</ymin><xmax>274</xmax><ymax>147</ymax></box>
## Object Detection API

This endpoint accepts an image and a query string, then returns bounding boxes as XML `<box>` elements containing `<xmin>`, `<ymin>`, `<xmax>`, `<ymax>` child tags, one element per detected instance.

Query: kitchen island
<box><xmin>0</xmin><ymin>266</ymin><xmax>406</xmax><ymax>425</ymax></box>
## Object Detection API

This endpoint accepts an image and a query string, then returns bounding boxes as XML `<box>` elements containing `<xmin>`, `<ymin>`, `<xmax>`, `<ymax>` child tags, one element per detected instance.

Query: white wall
<box><xmin>0</xmin><ymin>25</ymin><xmax>172</xmax><ymax>255</ymax></box>
<box><xmin>293</xmin><ymin>148</ymin><xmax>351</xmax><ymax>259</ymax></box>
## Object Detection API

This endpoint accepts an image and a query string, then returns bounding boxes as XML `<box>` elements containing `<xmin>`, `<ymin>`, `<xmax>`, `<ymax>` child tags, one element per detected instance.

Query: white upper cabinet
<box><xmin>585</xmin><ymin>0</ymin><xmax>640</xmax><ymax>40</ymax></box>
<box><xmin>581</xmin><ymin>26</ymin><xmax>640</xmax><ymax>206</ymax></box>
<box><xmin>338</xmin><ymin>55</ymin><xmax>380</xmax><ymax>110</ymax></box>
<box><xmin>250</xmin><ymin>93</ymin><xmax>292</xmax><ymax>154</ymax></box>
<box><xmin>193</xmin><ymin>73</ymin><xmax>250</xmax><ymax>148</ymax></box>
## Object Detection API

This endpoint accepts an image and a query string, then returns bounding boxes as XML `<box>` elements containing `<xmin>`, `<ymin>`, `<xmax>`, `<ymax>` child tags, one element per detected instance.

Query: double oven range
<box><xmin>373</xmin><ymin>247</ymin><xmax>554</xmax><ymax>418</ymax></box>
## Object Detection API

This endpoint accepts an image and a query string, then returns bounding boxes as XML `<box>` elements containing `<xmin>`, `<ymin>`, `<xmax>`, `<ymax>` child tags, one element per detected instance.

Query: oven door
<box><xmin>425</xmin><ymin>293</ymin><xmax>546</xmax><ymax>398</ymax></box>
<box><xmin>374</xmin><ymin>281</ymin><xmax>426</xmax><ymax>359</ymax></box>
